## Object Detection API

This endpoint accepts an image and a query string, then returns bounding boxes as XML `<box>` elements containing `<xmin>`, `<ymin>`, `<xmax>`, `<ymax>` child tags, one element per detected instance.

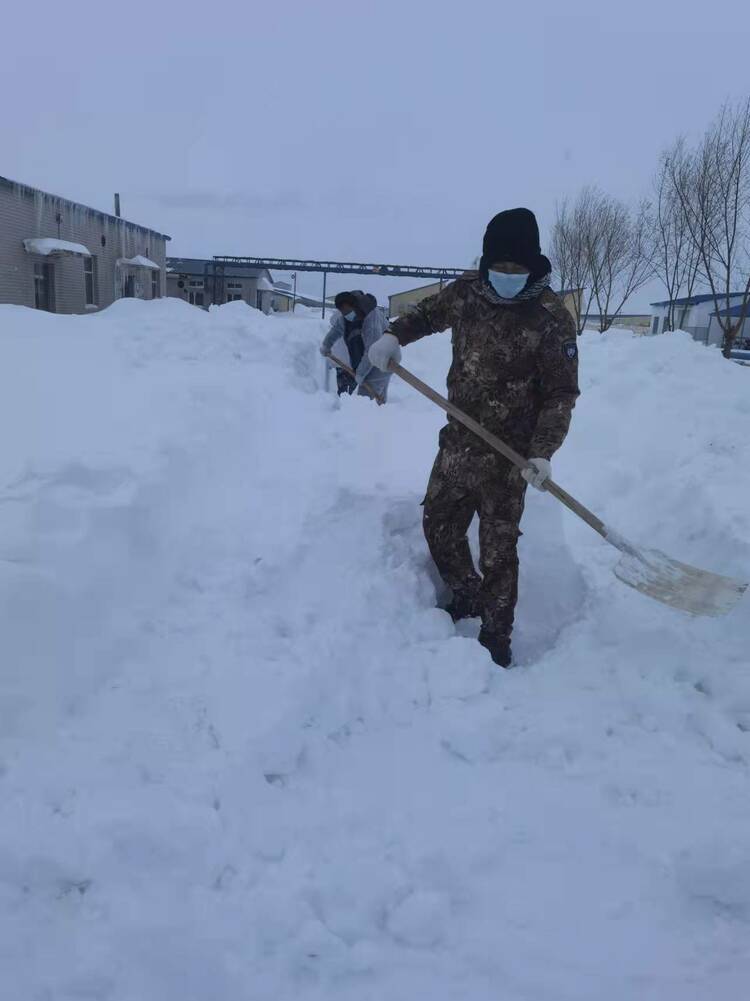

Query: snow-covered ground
<box><xmin>1</xmin><ymin>298</ymin><xmax>749</xmax><ymax>1000</ymax></box>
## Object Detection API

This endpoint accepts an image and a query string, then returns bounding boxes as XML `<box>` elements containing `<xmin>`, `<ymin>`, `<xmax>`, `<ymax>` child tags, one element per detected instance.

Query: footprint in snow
<box><xmin>386</xmin><ymin>889</ymin><xmax>452</xmax><ymax>948</ymax></box>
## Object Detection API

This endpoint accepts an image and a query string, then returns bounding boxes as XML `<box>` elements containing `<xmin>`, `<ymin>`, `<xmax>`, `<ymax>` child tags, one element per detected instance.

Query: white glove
<box><xmin>368</xmin><ymin>332</ymin><xmax>402</xmax><ymax>372</ymax></box>
<box><xmin>521</xmin><ymin>458</ymin><xmax>551</xmax><ymax>491</ymax></box>
<box><xmin>319</xmin><ymin>342</ymin><xmax>331</xmax><ymax>357</ymax></box>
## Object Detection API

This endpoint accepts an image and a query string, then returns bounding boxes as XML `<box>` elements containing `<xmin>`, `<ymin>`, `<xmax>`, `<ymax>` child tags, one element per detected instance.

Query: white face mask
<box><xmin>343</xmin><ymin>310</ymin><xmax>357</xmax><ymax>322</ymax></box>
<box><xmin>487</xmin><ymin>270</ymin><xmax>528</xmax><ymax>299</ymax></box>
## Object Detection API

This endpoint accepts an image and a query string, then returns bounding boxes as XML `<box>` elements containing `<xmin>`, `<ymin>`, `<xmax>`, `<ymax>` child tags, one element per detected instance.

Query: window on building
<box><xmin>188</xmin><ymin>291</ymin><xmax>205</xmax><ymax>307</ymax></box>
<box><xmin>651</xmin><ymin>315</ymin><xmax>660</xmax><ymax>335</ymax></box>
<box><xmin>152</xmin><ymin>270</ymin><xmax>160</xmax><ymax>299</ymax></box>
<box><xmin>189</xmin><ymin>280</ymin><xmax>204</xmax><ymax>288</ymax></box>
<box><xmin>226</xmin><ymin>293</ymin><xmax>243</xmax><ymax>302</ymax></box>
<box><xmin>34</xmin><ymin>262</ymin><xmax>54</xmax><ymax>312</ymax></box>
<box><xmin>227</xmin><ymin>282</ymin><xmax>242</xmax><ymax>290</ymax></box>
<box><xmin>84</xmin><ymin>256</ymin><xmax>98</xmax><ymax>306</ymax></box>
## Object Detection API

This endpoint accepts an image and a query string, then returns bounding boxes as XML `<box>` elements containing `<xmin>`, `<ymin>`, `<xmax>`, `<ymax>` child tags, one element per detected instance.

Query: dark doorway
<box><xmin>34</xmin><ymin>262</ymin><xmax>55</xmax><ymax>311</ymax></box>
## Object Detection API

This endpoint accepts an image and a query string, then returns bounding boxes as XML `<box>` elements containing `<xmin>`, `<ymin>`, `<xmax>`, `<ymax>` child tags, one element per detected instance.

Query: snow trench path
<box><xmin>1</xmin><ymin>302</ymin><xmax>750</xmax><ymax>1001</ymax></box>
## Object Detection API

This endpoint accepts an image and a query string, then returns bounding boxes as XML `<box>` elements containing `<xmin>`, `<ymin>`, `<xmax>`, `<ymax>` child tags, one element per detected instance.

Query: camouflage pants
<box><xmin>422</xmin><ymin>443</ymin><xmax>527</xmax><ymax>637</ymax></box>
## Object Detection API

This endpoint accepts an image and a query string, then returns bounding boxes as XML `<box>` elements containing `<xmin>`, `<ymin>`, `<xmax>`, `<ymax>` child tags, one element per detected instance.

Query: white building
<box><xmin>166</xmin><ymin>257</ymin><xmax>278</xmax><ymax>312</ymax></box>
<box><xmin>649</xmin><ymin>292</ymin><xmax>747</xmax><ymax>344</ymax></box>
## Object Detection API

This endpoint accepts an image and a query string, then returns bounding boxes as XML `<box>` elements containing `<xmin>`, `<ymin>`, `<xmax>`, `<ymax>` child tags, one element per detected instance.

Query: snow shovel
<box><xmin>326</xmin><ymin>352</ymin><xmax>385</xmax><ymax>405</ymax></box>
<box><xmin>389</xmin><ymin>361</ymin><xmax>748</xmax><ymax>618</ymax></box>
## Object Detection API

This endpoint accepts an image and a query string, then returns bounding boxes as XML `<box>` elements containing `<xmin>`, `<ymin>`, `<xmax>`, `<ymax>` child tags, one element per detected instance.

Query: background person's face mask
<box><xmin>344</xmin><ymin>310</ymin><xmax>358</xmax><ymax>322</ymax></box>
<box><xmin>487</xmin><ymin>270</ymin><xmax>528</xmax><ymax>299</ymax></box>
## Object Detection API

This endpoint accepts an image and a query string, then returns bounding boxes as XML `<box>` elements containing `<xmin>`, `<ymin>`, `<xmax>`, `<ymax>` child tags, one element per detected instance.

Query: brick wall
<box><xmin>0</xmin><ymin>178</ymin><xmax>168</xmax><ymax>314</ymax></box>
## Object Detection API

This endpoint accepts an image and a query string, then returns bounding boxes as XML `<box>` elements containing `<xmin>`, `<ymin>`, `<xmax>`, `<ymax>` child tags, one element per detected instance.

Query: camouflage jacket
<box><xmin>389</xmin><ymin>273</ymin><xmax>579</xmax><ymax>461</ymax></box>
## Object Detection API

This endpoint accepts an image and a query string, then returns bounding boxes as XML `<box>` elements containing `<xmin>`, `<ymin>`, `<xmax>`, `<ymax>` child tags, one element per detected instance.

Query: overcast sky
<box><xmin>3</xmin><ymin>0</ymin><xmax>750</xmax><ymax>308</ymax></box>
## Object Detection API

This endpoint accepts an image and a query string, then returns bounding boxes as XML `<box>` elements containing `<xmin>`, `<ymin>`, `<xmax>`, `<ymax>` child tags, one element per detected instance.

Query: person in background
<box><xmin>320</xmin><ymin>291</ymin><xmax>392</xmax><ymax>401</ymax></box>
<box><xmin>321</xmin><ymin>292</ymin><xmax>361</xmax><ymax>396</ymax></box>
<box><xmin>366</xmin><ymin>208</ymin><xmax>580</xmax><ymax>667</ymax></box>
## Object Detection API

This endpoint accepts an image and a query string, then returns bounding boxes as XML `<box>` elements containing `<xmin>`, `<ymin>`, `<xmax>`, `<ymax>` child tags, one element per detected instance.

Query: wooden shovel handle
<box><xmin>389</xmin><ymin>361</ymin><xmax>607</xmax><ymax>540</ymax></box>
<box><xmin>327</xmin><ymin>352</ymin><xmax>385</xmax><ymax>405</ymax></box>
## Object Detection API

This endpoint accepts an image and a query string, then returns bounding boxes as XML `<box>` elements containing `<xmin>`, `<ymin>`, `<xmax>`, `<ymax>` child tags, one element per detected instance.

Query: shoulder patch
<box><xmin>563</xmin><ymin>339</ymin><xmax>578</xmax><ymax>360</ymax></box>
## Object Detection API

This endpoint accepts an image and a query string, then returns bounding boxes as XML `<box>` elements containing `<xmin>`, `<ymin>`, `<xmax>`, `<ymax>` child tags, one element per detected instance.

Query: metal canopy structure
<box><xmin>208</xmin><ymin>256</ymin><xmax>469</xmax><ymax>317</ymax></box>
<box><xmin>212</xmin><ymin>256</ymin><xmax>467</xmax><ymax>280</ymax></box>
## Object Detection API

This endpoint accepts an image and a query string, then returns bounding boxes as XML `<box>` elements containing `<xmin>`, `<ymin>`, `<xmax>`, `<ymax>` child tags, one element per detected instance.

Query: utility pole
<box><xmin>114</xmin><ymin>193</ymin><xmax>121</xmax><ymax>218</ymax></box>
<box><xmin>322</xmin><ymin>271</ymin><xmax>327</xmax><ymax>319</ymax></box>
<box><xmin>291</xmin><ymin>272</ymin><xmax>297</xmax><ymax>312</ymax></box>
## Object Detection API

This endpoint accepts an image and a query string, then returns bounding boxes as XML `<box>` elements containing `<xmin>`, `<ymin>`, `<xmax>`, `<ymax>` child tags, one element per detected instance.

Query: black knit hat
<box><xmin>334</xmin><ymin>291</ymin><xmax>356</xmax><ymax>311</ymax></box>
<box><xmin>480</xmin><ymin>208</ymin><xmax>551</xmax><ymax>280</ymax></box>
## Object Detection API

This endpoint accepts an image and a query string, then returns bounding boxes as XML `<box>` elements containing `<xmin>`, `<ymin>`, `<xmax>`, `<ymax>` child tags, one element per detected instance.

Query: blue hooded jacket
<box><xmin>322</xmin><ymin>292</ymin><xmax>392</xmax><ymax>399</ymax></box>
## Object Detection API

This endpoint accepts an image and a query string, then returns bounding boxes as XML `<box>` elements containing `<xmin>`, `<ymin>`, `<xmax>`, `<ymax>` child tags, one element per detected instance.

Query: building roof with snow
<box><xmin>118</xmin><ymin>255</ymin><xmax>160</xmax><ymax>270</ymax></box>
<box><xmin>166</xmin><ymin>257</ymin><xmax>273</xmax><ymax>282</ymax></box>
<box><xmin>270</xmin><ymin>287</ymin><xmax>337</xmax><ymax>310</ymax></box>
<box><xmin>0</xmin><ymin>175</ymin><xmax>170</xmax><ymax>241</ymax></box>
<box><xmin>23</xmin><ymin>237</ymin><xmax>91</xmax><ymax>257</ymax></box>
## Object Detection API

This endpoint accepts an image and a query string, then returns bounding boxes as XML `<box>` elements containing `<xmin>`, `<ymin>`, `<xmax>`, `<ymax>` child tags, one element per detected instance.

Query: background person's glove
<box><xmin>368</xmin><ymin>333</ymin><xmax>402</xmax><ymax>372</ymax></box>
<box><xmin>521</xmin><ymin>458</ymin><xmax>551</xmax><ymax>491</ymax></box>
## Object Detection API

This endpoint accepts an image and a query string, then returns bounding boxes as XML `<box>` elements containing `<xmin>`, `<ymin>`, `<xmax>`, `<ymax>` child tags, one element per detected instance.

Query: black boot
<box><xmin>440</xmin><ymin>590</ymin><xmax>481</xmax><ymax>623</ymax></box>
<box><xmin>478</xmin><ymin>627</ymin><xmax>512</xmax><ymax>668</ymax></box>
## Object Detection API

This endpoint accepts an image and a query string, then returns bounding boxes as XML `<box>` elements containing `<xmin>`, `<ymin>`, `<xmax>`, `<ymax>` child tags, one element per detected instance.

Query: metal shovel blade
<box><xmin>608</xmin><ymin>532</ymin><xmax>748</xmax><ymax>617</ymax></box>
<box><xmin>387</xmin><ymin>363</ymin><xmax>748</xmax><ymax>619</ymax></box>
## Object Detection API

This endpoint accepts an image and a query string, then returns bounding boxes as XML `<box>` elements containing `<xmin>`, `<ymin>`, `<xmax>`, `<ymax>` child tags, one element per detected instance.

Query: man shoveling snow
<box><xmin>368</xmin><ymin>208</ymin><xmax>579</xmax><ymax>667</ymax></box>
<box><xmin>320</xmin><ymin>290</ymin><xmax>392</xmax><ymax>400</ymax></box>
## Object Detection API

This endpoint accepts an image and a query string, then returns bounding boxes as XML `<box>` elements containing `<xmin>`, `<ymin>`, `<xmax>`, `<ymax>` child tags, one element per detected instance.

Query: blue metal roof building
<box><xmin>715</xmin><ymin>302</ymin><xmax>750</xmax><ymax>317</ymax></box>
<box><xmin>650</xmin><ymin>291</ymin><xmax>746</xmax><ymax>308</ymax></box>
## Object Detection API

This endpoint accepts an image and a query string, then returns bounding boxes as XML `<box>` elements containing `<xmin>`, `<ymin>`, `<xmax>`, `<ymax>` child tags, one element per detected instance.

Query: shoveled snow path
<box><xmin>1</xmin><ymin>300</ymin><xmax>749</xmax><ymax>1000</ymax></box>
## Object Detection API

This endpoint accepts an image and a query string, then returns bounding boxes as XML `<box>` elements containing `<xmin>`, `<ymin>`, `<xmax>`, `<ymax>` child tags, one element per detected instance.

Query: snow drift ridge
<box><xmin>1</xmin><ymin>298</ymin><xmax>749</xmax><ymax>1001</ymax></box>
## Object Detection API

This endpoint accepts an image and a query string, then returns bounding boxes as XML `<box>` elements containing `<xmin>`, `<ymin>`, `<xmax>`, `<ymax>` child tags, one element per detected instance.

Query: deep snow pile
<box><xmin>1</xmin><ymin>298</ymin><xmax>749</xmax><ymax>1001</ymax></box>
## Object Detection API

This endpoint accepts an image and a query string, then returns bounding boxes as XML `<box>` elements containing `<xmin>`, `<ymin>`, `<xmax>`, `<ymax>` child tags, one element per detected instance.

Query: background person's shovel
<box><xmin>326</xmin><ymin>352</ymin><xmax>385</xmax><ymax>405</ymax></box>
<box><xmin>389</xmin><ymin>360</ymin><xmax>747</xmax><ymax>618</ymax></box>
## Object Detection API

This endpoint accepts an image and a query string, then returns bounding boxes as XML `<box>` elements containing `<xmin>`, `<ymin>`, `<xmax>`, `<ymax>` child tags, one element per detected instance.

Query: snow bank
<box><xmin>1</xmin><ymin>302</ymin><xmax>749</xmax><ymax>1000</ymax></box>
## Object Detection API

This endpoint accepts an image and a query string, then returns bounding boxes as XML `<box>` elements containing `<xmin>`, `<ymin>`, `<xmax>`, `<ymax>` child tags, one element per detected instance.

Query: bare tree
<box><xmin>550</xmin><ymin>190</ymin><xmax>600</xmax><ymax>334</ymax></box>
<box><xmin>669</xmin><ymin>99</ymin><xmax>750</xmax><ymax>356</ymax></box>
<box><xmin>585</xmin><ymin>191</ymin><xmax>655</xmax><ymax>333</ymax></box>
<box><xmin>552</xmin><ymin>187</ymin><xmax>655</xmax><ymax>334</ymax></box>
<box><xmin>550</xmin><ymin>199</ymin><xmax>582</xmax><ymax>330</ymax></box>
<box><xmin>653</xmin><ymin>142</ymin><xmax>702</xmax><ymax>331</ymax></box>
<box><xmin>549</xmin><ymin>200</ymin><xmax>574</xmax><ymax>297</ymax></box>
<box><xmin>676</xmin><ymin>230</ymin><xmax>702</xmax><ymax>331</ymax></box>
